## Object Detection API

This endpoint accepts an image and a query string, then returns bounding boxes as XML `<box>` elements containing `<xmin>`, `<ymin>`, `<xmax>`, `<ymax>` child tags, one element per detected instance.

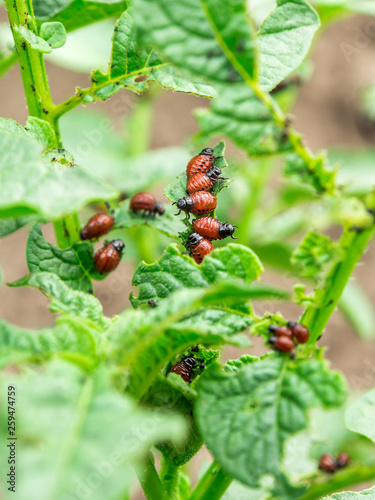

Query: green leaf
<box><xmin>258</xmin><ymin>0</ymin><xmax>320</xmax><ymax>92</ymax></box>
<box><xmin>134</xmin><ymin>0</ymin><xmax>235</xmax><ymax>83</ymax></box>
<box><xmin>176</xmin><ymin>307</ymin><xmax>254</xmax><ymax>339</ymax></box>
<box><xmin>315</xmin><ymin>0</ymin><xmax>375</xmax><ymax>17</ymax></box>
<box><xmin>322</xmin><ymin>486</ymin><xmax>375</xmax><ymax>499</ymax></box>
<box><xmin>0</xmin><ymin>215</ymin><xmax>40</xmax><ymax>237</ymax></box>
<box><xmin>23</xmin><ymin>224</ymin><xmax>94</xmax><ymax>292</ymax></box>
<box><xmin>0</xmin><ymin>119</ymin><xmax>117</xmax><ymax>219</ymax></box>
<box><xmin>59</xmin><ymin>109</ymin><xmax>192</xmax><ymax>190</ymax></box>
<box><xmin>345</xmin><ymin>387</ymin><xmax>375</xmax><ymax>443</ymax></box>
<box><xmin>249</xmin><ymin>0</ymin><xmax>277</xmax><ymax>26</ymax></box>
<box><xmin>201</xmin><ymin>0</ymin><xmax>257</xmax><ymax>80</ymax></box>
<box><xmin>0</xmin><ymin>116</ymin><xmax>54</xmax><ymax>147</ymax></box>
<box><xmin>339</xmin><ymin>281</ymin><xmax>375</xmax><ymax>341</ymax></box>
<box><xmin>44</xmin><ymin>19</ymin><xmax>115</xmax><ymax>73</ymax></box>
<box><xmin>39</xmin><ymin>21</ymin><xmax>67</xmax><ymax>49</ymax></box>
<box><xmin>331</xmin><ymin>148</ymin><xmax>375</xmax><ymax>196</ymax></box>
<box><xmin>163</xmin><ymin>172</ymin><xmax>190</xmax><ymax>205</ymax></box>
<box><xmin>108</xmin><ymin>284</ymin><xmax>259</xmax><ymax>398</ymax></box>
<box><xmin>195</xmin><ymin>83</ymin><xmax>292</xmax><ymax>157</ymax></box>
<box><xmin>26</xmin><ymin>116</ymin><xmax>57</xmax><ymax>149</ymax></box>
<box><xmin>11</xmin><ymin>272</ymin><xmax>110</xmax><ymax>329</ymax></box>
<box><xmin>0</xmin><ymin>317</ymin><xmax>98</xmax><ymax>369</ymax></box>
<box><xmin>114</xmin><ymin>200</ymin><xmax>184</xmax><ymax>239</ymax></box>
<box><xmin>144</xmin><ymin>377</ymin><xmax>203</xmax><ymax>466</ymax></box>
<box><xmin>222</xmin><ymin>481</ymin><xmax>268</xmax><ymax>500</ymax></box>
<box><xmin>86</xmin><ymin>10</ymin><xmax>216</xmax><ymax>103</ymax></box>
<box><xmin>293</xmin><ymin>283</ymin><xmax>316</xmax><ymax>306</ymax></box>
<box><xmin>14</xmin><ymin>26</ymin><xmax>52</xmax><ymax>53</ymax></box>
<box><xmin>291</xmin><ymin>230</ymin><xmax>337</xmax><ymax>279</ymax></box>
<box><xmin>0</xmin><ymin>360</ymin><xmax>186</xmax><ymax>500</ymax></box>
<box><xmin>196</xmin><ymin>357</ymin><xmax>347</xmax><ymax>489</ymax></box>
<box><xmin>284</xmin><ymin>152</ymin><xmax>337</xmax><ymax>194</ymax></box>
<box><xmin>34</xmin><ymin>0</ymin><xmax>128</xmax><ymax>32</ymax></box>
<box><xmin>147</xmin><ymin>65</ymin><xmax>217</xmax><ymax>98</ymax></box>
<box><xmin>130</xmin><ymin>243</ymin><xmax>263</xmax><ymax>308</ymax></box>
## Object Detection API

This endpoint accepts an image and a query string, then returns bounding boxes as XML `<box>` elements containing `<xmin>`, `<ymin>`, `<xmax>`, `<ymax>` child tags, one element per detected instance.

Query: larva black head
<box><xmin>268</xmin><ymin>324</ymin><xmax>278</xmax><ymax>333</ymax></box>
<box><xmin>200</xmin><ymin>148</ymin><xmax>214</xmax><ymax>156</ymax></box>
<box><xmin>183</xmin><ymin>357</ymin><xmax>197</xmax><ymax>368</ymax></box>
<box><xmin>206</xmin><ymin>166</ymin><xmax>222</xmax><ymax>180</ymax></box>
<box><xmin>155</xmin><ymin>202</ymin><xmax>165</xmax><ymax>215</ymax></box>
<box><xmin>287</xmin><ymin>321</ymin><xmax>297</xmax><ymax>329</ymax></box>
<box><xmin>219</xmin><ymin>222</ymin><xmax>238</xmax><ymax>239</ymax></box>
<box><xmin>188</xmin><ymin>232</ymin><xmax>203</xmax><ymax>247</ymax></box>
<box><xmin>110</xmin><ymin>239</ymin><xmax>125</xmax><ymax>254</ymax></box>
<box><xmin>177</xmin><ymin>196</ymin><xmax>193</xmax><ymax>212</ymax></box>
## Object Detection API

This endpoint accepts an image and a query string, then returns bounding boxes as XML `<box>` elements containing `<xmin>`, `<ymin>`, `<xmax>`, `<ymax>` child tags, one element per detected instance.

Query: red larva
<box><xmin>268</xmin><ymin>335</ymin><xmax>295</xmax><ymax>353</ymax></box>
<box><xmin>187</xmin><ymin>232</ymin><xmax>214</xmax><ymax>264</ymax></box>
<box><xmin>94</xmin><ymin>239</ymin><xmax>125</xmax><ymax>275</ymax></box>
<box><xmin>319</xmin><ymin>454</ymin><xmax>337</xmax><ymax>474</ymax></box>
<box><xmin>169</xmin><ymin>357</ymin><xmax>197</xmax><ymax>382</ymax></box>
<box><xmin>268</xmin><ymin>324</ymin><xmax>293</xmax><ymax>339</ymax></box>
<box><xmin>186</xmin><ymin>148</ymin><xmax>216</xmax><ymax>178</ymax></box>
<box><xmin>192</xmin><ymin>216</ymin><xmax>237</xmax><ymax>240</ymax></box>
<box><xmin>130</xmin><ymin>192</ymin><xmax>165</xmax><ymax>216</ymax></box>
<box><xmin>287</xmin><ymin>321</ymin><xmax>310</xmax><ymax>344</ymax></box>
<box><xmin>186</xmin><ymin>166</ymin><xmax>222</xmax><ymax>194</ymax></box>
<box><xmin>80</xmin><ymin>213</ymin><xmax>115</xmax><ymax>240</ymax></box>
<box><xmin>175</xmin><ymin>191</ymin><xmax>217</xmax><ymax>217</ymax></box>
<box><xmin>336</xmin><ymin>452</ymin><xmax>350</xmax><ymax>469</ymax></box>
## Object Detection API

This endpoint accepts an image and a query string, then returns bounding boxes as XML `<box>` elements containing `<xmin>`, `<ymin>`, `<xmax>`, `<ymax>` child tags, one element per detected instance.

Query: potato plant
<box><xmin>1</xmin><ymin>1</ymin><xmax>375</xmax><ymax>499</ymax></box>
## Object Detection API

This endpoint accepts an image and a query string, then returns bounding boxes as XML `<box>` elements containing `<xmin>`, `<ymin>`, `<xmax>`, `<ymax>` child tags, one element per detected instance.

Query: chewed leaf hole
<box><xmin>244</xmin><ymin>399</ymin><xmax>259</xmax><ymax>414</ymax></box>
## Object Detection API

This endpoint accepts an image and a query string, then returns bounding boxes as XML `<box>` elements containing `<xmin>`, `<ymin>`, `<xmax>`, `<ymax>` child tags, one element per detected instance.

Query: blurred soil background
<box><xmin>1</xmin><ymin>11</ymin><xmax>375</xmax><ymax>495</ymax></box>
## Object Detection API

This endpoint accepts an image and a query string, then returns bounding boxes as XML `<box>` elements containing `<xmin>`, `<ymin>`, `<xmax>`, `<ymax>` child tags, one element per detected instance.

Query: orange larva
<box><xmin>80</xmin><ymin>213</ymin><xmax>115</xmax><ymax>240</ymax></box>
<box><xmin>187</xmin><ymin>232</ymin><xmax>214</xmax><ymax>264</ymax></box>
<box><xmin>94</xmin><ymin>239</ymin><xmax>125</xmax><ymax>275</ymax></box>
<box><xmin>186</xmin><ymin>148</ymin><xmax>215</xmax><ymax>178</ymax></box>
<box><xmin>192</xmin><ymin>216</ymin><xmax>237</xmax><ymax>240</ymax></box>
<box><xmin>186</xmin><ymin>166</ymin><xmax>222</xmax><ymax>194</ymax></box>
<box><xmin>130</xmin><ymin>192</ymin><xmax>165</xmax><ymax>216</ymax></box>
<box><xmin>175</xmin><ymin>192</ymin><xmax>217</xmax><ymax>217</ymax></box>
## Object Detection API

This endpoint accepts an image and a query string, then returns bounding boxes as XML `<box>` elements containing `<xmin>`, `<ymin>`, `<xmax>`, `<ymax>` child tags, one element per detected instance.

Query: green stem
<box><xmin>50</xmin><ymin>377</ymin><xmax>94</xmax><ymax>498</ymax></box>
<box><xmin>135</xmin><ymin>453</ymin><xmax>164</xmax><ymax>500</ymax></box>
<box><xmin>190</xmin><ymin>461</ymin><xmax>232</xmax><ymax>500</ymax></box>
<box><xmin>53</xmin><ymin>214</ymin><xmax>81</xmax><ymax>249</ymax></box>
<box><xmin>125</xmin><ymin>88</ymin><xmax>160</xmax><ymax>263</ymax></box>
<box><xmin>5</xmin><ymin>0</ymin><xmax>81</xmax><ymax>248</ymax></box>
<box><xmin>160</xmin><ymin>457</ymin><xmax>181</xmax><ymax>500</ymax></box>
<box><xmin>238</xmin><ymin>158</ymin><xmax>274</xmax><ymax>244</ymax></box>
<box><xmin>301</xmin><ymin>221</ymin><xmax>375</xmax><ymax>350</ymax></box>
<box><xmin>299</xmin><ymin>464</ymin><xmax>375</xmax><ymax>500</ymax></box>
<box><xmin>52</xmin><ymin>64</ymin><xmax>168</xmax><ymax>120</ymax></box>
<box><xmin>126</xmin><ymin>86</ymin><xmax>161</xmax><ymax>157</ymax></box>
<box><xmin>6</xmin><ymin>0</ymin><xmax>57</xmax><ymax>136</ymax></box>
<box><xmin>0</xmin><ymin>51</ymin><xmax>18</xmax><ymax>78</ymax></box>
